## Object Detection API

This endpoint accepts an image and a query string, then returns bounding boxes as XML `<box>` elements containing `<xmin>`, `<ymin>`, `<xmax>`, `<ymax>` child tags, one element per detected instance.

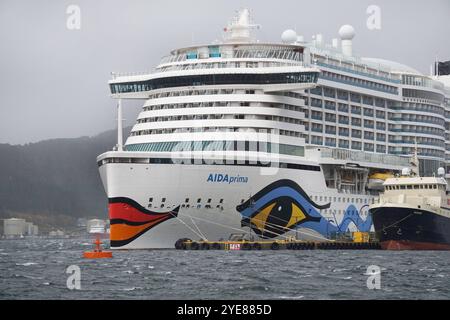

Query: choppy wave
<box><xmin>278</xmin><ymin>295</ymin><xmax>304</xmax><ymax>299</ymax></box>
<box><xmin>15</xmin><ymin>262</ymin><xmax>38</xmax><ymax>266</ymax></box>
<box><xmin>121</xmin><ymin>287</ymin><xmax>143</xmax><ymax>291</ymax></box>
<box><xmin>1</xmin><ymin>238</ymin><xmax>450</xmax><ymax>299</ymax></box>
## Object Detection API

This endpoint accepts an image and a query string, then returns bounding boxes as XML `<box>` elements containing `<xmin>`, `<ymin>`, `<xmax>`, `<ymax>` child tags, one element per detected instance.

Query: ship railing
<box><xmin>159</xmin><ymin>49</ymin><xmax>304</xmax><ymax>65</ymax></box>
<box><xmin>318</xmin><ymin>147</ymin><xmax>410</xmax><ymax>167</ymax></box>
<box><xmin>316</xmin><ymin>61</ymin><xmax>401</xmax><ymax>84</ymax></box>
<box><xmin>155</xmin><ymin>60</ymin><xmax>303</xmax><ymax>73</ymax></box>
<box><xmin>111</xmin><ymin>71</ymin><xmax>153</xmax><ymax>80</ymax></box>
<box><xmin>112</xmin><ymin>49</ymin><xmax>306</xmax><ymax>79</ymax></box>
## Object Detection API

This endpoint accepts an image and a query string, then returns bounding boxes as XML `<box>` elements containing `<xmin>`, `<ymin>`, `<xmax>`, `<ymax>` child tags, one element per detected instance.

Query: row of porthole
<box><xmin>311</xmin><ymin>196</ymin><xmax>374</xmax><ymax>205</ymax></box>
<box><xmin>322</xmin><ymin>209</ymin><xmax>368</xmax><ymax>216</ymax></box>
<box><xmin>147</xmin><ymin>197</ymin><xmax>229</xmax><ymax>209</ymax></box>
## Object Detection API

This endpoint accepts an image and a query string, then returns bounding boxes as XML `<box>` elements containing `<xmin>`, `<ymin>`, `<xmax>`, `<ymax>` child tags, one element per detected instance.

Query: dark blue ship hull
<box><xmin>370</xmin><ymin>206</ymin><xmax>450</xmax><ymax>250</ymax></box>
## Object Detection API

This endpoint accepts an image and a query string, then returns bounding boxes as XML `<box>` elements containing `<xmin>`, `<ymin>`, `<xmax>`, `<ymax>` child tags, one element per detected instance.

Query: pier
<box><xmin>175</xmin><ymin>239</ymin><xmax>381</xmax><ymax>250</ymax></box>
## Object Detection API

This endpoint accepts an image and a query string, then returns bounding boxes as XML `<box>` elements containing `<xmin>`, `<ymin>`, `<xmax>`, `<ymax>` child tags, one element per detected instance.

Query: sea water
<box><xmin>0</xmin><ymin>238</ymin><xmax>449</xmax><ymax>299</ymax></box>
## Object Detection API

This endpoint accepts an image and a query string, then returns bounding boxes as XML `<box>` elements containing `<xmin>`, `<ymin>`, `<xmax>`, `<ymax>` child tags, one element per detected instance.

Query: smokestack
<box><xmin>338</xmin><ymin>25</ymin><xmax>355</xmax><ymax>57</ymax></box>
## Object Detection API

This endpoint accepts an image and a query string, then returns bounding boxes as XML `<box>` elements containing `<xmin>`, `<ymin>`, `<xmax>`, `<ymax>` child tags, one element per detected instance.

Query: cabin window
<box><xmin>400</xmin><ymin>185</ymin><xmax>406</xmax><ymax>189</ymax></box>
<box><xmin>414</xmin><ymin>185</ymin><xmax>419</xmax><ymax>189</ymax></box>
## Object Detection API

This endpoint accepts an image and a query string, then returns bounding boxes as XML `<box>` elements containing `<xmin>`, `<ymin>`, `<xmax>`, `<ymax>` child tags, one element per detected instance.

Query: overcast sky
<box><xmin>0</xmin><ymin>0</ymin><xmax>449</xmax><ymax>145</ymax></box>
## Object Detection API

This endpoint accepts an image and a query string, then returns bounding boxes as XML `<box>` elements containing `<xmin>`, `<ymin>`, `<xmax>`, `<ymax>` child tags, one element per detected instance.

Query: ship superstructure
<box><xmin>98</xmin><ymin>9</ymin><xmax>450</xmax><ymax>248</ymax></box>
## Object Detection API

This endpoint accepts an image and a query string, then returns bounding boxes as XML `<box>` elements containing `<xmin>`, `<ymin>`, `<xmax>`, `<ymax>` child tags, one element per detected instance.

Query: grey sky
<box><xmin>0</xmin><ymin>0</ymin><xmax>449</xmax><ymax>145</ymax></box>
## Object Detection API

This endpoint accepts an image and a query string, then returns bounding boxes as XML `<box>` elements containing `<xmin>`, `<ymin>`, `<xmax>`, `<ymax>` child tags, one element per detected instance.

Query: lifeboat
<box><xmin>368</xmin><ymin>172</ymin><xmax>393</xmax><ymax>190</ymax></box>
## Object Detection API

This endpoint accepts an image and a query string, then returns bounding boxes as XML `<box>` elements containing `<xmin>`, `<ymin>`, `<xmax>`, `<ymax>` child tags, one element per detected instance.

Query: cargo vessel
<box><xmin>370</xmin><ymin>163</ymin><xmax>450</xmax><ymax>250</ymax></box>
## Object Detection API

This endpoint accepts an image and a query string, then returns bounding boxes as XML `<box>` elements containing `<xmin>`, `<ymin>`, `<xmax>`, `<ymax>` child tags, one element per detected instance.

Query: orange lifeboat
<box><xmin>83</xmin><ymin>237</ymin><xmax>112</xmax><ymax>259</ymax></box>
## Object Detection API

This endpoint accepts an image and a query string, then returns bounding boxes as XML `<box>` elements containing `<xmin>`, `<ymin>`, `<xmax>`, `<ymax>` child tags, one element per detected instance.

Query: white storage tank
<box><xmin>33</xmin><ymin>225</ymin><xmax>39</xmax><ymax>236</ymax></box>
<box><xmin>25</xmin><ymin>222</ymin><xmax>34</xmax><ymax>236</ymax></box>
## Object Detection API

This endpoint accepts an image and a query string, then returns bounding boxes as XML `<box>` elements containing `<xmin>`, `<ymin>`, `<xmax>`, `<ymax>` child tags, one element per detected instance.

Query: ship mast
<box><xmin>410</xmin><ymin>138</ymin><xmax>420</xmax><ymax>176</ymax></box>
<box><xmin>117</xmin><ymin>99</ymin><xmax>123</xmax><ymax>151</ymax></box>
<box><xmin>223</xmin><ymin>8</ymin><xmax>260</xmax><ymax>43</ymax></box>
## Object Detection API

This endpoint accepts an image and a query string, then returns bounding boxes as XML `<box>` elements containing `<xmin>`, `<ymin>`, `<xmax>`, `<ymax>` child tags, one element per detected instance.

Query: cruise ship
<box><xmin>97</xmin><ymin>9</ymin><xmax>450</xmax><ymax>249</ymax></box>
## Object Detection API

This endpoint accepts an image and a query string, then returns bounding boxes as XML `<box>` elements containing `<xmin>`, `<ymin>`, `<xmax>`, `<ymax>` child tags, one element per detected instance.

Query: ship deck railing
<box><xmin>315</xmin><ymin>147</ymin><xmax>411</xmax><ymax>167</ymax></box>
<box><xmin>159</xmin><ymin>48</ymin><xmax>305</xmax><ymax>66</ymax></box>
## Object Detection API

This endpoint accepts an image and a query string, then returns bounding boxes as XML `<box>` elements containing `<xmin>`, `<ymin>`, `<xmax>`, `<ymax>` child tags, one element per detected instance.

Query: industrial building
<box><xmin>86</xmin><ymin>219</ymin><xmax>107</xmax><ymax>234</ymax></box>
<box><xmin>3</xmin><ymin>218</ymin><xmax>39</xmax><ymax>238</ymax></box>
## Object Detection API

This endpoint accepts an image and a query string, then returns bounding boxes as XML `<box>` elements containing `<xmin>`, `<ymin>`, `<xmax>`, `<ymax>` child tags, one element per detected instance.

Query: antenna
<box><xmin>410</xmin><ymin>138</ymin><xmax>420</xmax><ymax>177</ymax></box>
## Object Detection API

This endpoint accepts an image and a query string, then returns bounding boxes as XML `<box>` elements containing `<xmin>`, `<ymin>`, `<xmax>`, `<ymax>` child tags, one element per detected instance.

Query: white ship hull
<box><xmin>99</xmin><ymin>152</ymin><xmax>374</xmax><ymax>249</ymax></box>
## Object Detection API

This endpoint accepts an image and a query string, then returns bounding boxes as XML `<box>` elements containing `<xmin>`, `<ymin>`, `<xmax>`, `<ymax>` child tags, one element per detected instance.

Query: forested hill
<box><xmin>0</xmin><ymin>127</ymin><xmax>131</xmax><ymax>225</ymax></box>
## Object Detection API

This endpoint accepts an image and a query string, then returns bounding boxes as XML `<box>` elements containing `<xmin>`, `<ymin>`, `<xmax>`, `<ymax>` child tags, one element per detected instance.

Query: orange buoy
<box><xmin>83</xmin><ymin>236</ymin><xmax>112</xmax><ymax>259</ymax></box>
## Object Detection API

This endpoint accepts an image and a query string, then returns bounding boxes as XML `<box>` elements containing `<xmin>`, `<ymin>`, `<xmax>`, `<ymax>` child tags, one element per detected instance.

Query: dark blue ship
<box><xmin>370</xmin><ymin>174</ymin><xmax>450</xmax><ymax>250</ymax></box>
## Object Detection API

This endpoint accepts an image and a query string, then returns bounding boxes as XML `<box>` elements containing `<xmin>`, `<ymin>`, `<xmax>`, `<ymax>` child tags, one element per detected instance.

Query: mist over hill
<box><xmin>0</xmin><ymin>127</ymin><xmax>131</xmax><ymax>226</ymax></box>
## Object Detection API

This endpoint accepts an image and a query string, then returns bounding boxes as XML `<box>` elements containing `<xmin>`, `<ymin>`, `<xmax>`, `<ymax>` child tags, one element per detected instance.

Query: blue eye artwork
<box><xmin>236</xmin><ymin>179</ymin><xmax>372</xmax><ymax>239</ymax></box>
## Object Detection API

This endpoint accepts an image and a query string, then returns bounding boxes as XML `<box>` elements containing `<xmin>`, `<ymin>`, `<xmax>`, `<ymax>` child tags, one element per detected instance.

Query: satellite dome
<box><xmin>281</xmin><ymin>29</ymin><xmax>297</xmax><ymax>43</ymax></box>
<box><xmin>338</xmin><ymin>25</ymin><xmax>355</xmax><ymax>40</ymax></box>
